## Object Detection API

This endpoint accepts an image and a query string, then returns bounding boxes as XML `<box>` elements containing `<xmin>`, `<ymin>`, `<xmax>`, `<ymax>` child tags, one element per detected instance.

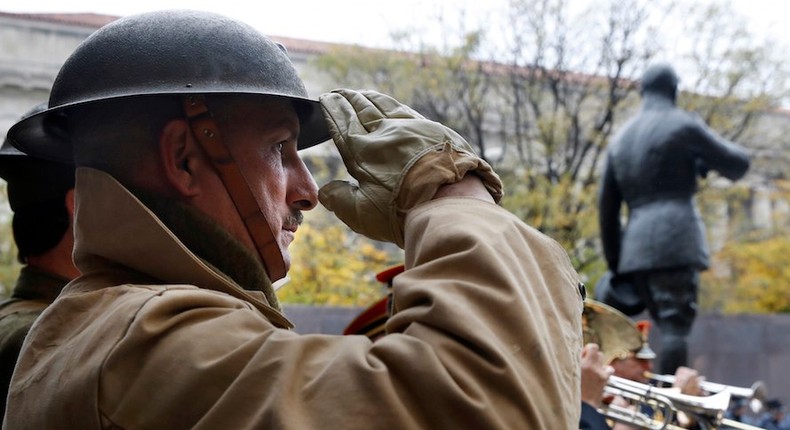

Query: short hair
<box><xmin>68</xmin><ymin>95</ymin><xmax>183</xmax><ymax>185</ymax></box>
<box><xmin>12</xmin><ymin>198</ymin><xmax>70</xmax><ymax>263</ymax></box>
<box><xmin>1</xmin><ymin>159</ymin><xmax>75</xmax><ymax>263</ymax></box>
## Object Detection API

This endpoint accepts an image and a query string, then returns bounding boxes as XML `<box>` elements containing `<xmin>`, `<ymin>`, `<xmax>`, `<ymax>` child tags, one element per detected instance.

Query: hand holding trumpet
<box><xmin>581</xmin><ymin>343</ymin><xmax>616</xmax><ymax>409</ymax></box>
<box><xmin>597</xmin><ymin>369</ymin><xmax>769</xmax><ymax>430</ymax></box>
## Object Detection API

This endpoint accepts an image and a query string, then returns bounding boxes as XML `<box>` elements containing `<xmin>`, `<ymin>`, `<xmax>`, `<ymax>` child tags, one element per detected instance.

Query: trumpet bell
<box><xmin>749</xmin><ymin>380</ymin><xmax>767</xmax><ymax>413</ymax></box>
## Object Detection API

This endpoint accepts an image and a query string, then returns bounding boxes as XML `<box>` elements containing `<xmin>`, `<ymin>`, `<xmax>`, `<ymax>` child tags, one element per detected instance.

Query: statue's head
<box><xmin>640</xmin><ymin>63</ymin><xmax>679</xmax><ymax>101</ymax></box>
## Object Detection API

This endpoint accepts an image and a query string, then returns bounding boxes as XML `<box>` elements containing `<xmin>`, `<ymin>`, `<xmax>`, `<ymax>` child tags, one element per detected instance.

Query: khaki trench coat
<box><xmin>5</xmin><ymin>168</ymin><xmax>583</xmax><ymax>429</ymax></box>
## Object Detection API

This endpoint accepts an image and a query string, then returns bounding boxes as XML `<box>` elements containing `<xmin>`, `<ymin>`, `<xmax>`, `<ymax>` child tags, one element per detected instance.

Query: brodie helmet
<box><xmin>7</xmin><ymin>9</ymin><xmax>329</xmax><ymax>163</ymax></box>
<box><xmin>0</xmin><ymin>103</ymin><xmax>75</xmax><ymax>262</ymax></box>
<box><xmin>0</xmin><ymin>103</ymin><xmax>75</xmax><ymax>211</ymax></box>
<box><xmin>7</xmin><ymin>10</ymin><xmax>330</xmax><ymax>282</ymax></box>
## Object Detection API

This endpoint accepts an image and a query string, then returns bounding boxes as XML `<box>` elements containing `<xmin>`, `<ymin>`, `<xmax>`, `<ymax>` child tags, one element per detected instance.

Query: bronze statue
<box><xmin>596</xmin><ymin>63</ymin><xmax>750</xmax><ymax>374</ymax></box>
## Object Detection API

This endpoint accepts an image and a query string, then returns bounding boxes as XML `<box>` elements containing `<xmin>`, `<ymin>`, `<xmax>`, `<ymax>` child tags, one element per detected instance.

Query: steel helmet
<box><xmin>0</xmin><ymin>102</ymin><xmax>75</xmax><ymax>211</ymax></box>
<box><xmin>7</xmin><ymin>9</ymin><xmax>329</xmax><ymax>163</ymax></box>
<box><xmin>1</xmin><ymin>102</ymin><xmax>75</xmax><ymax>262</ymax></box>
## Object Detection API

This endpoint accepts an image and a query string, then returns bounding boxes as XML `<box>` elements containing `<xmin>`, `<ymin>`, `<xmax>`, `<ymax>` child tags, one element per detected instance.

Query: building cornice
<box><xmin>0</xmin><ymin>11</ymin><xmax>345</xmax><ymax>56</ymax></box>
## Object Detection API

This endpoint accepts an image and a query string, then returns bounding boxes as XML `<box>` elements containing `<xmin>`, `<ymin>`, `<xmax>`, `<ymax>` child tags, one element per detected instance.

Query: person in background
<box><xmin>725</xmin><ymin>398</ymin><xmax>758</xmax><ymax>426</ymax></box>
<box><xmin>583</xmin><ymin>299</ymin><xmax>707</xmax><ymax>429</ymax></box>
<box><xmin>758</xmin><ymin>399</ymin><xmax>789</xmax><ymax>430</ymax></box>
<box><xmin>0</xmin><ymin>103</ymin><xmax>78</xmax><ymax>420</ymax></box>
<box><xmin>342</xmin><ymin>264</ymin><xmax>403</xmax><ymax>341</ymax></box>
<box><xmin>580</xmin><ymin>342</ymin><xmax>615</xmax><ymax>430</ymax></box>
<box><xmin>583</xmin><ymin>300</ymin><xmax>657</xmax><ymax>386</ymax></box>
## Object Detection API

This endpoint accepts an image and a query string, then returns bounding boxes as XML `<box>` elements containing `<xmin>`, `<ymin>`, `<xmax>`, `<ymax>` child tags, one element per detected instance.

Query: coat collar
<box><xmin>9</xmin><ymin>266</ymin><xmax>69</xmax><ymax>304</ymax></box>
<box><xmin>71</xmin><ymin>167</ymin><xmax>293</xmax><ymax>328</ymax></box>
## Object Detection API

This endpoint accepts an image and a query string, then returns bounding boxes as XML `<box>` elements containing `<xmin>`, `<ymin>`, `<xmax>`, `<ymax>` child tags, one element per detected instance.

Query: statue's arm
<box><xmin>597</xmin><ymin>155</ymin><xmax>623</xmax><ymax>273</ymax></box>
<box><xmin>688</xmin><ymin>117</ymin><xmax>751</xmax><ymax>181</ymax></box>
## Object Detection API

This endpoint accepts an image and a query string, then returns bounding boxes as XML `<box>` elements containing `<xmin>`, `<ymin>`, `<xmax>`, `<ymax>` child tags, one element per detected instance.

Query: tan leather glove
<box><xmin>318</xmin><ymin>89</ymin><xmax>503</xmax><ymax>247</ymax></box>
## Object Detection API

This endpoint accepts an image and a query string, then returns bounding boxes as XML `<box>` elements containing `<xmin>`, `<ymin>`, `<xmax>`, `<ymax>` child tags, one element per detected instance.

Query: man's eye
<box><xmin>276</xmin><ymin>142</ymin><xmax>284</xmax><ymax>152</ymax></box>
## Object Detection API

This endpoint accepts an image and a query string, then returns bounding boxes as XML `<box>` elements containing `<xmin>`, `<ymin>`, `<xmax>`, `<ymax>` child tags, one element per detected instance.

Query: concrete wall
<box><xmin>688</xmin><ymin>314</ymin><xmax>790</xmax><ymax>409</ymax></box>
<box><xmin>285</xmin><ymin>305</ymin><xmax>790</xmax><ymax>410</ymax></box>
<box><xmin>0</xmin><ymin>15</ymin><xmax>93</xmax><ymax>131</ymax></box>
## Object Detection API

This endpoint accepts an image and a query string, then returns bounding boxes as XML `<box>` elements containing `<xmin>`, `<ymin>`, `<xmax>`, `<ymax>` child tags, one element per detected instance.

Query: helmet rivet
<box><xmin>185</xmin><ymin>83</ymin><xmax>193</xmax><ymax>88</ymax></box>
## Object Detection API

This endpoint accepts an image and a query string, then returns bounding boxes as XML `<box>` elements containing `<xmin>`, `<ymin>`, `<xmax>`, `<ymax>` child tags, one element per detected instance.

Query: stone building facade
<box><xmin>0</xmin><ymin>12</ymin><xmax>343</xmax><ymax>133</ymax></box>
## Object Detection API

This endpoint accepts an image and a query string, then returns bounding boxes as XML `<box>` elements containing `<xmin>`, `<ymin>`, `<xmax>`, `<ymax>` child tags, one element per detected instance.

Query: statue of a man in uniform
<box><xmin>596</xmin><ymin>63</ymin><xmax>751</xmax><ymax>374</ymax></box>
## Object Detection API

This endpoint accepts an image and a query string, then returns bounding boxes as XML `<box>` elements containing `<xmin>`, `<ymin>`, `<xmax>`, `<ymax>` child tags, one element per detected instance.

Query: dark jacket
<box><xmin>598</xmin><ymin>94</ymin><xmax>750</xmax><ymax>274</ymax></box>
<box><xmin>0</xmin><ymin>266</ymin><xmax>68</xmax><ymax>420</ymax></box>
<box><xmin>579</xmin><ymin>402</ymin><xmax>611</xmax><ymax>430</ymax></box>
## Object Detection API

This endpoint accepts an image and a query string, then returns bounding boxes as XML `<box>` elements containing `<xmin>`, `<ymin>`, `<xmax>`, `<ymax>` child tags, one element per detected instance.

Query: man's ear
<box><xmin>159</xmin><ymin>119</ymin><xmax>201</xmax><ymax>197</ymax></box>
<box><xmin>64</xmin><ymin>188</ymin><xmax>75</xmax><ymax>219</ymax></box>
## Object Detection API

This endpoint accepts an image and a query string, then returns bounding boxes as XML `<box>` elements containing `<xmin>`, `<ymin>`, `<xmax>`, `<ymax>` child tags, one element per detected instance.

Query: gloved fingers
<box><xmin>330</xmin><ymin>89</ymin><xmax>426</xmax><ymax>128</ymax></box>
<box><xmin>318</xmin><ymin>180</ymin><xmax>359</xmax><ymax>214</ymax></box>
<box><xmin>358</xmin><ymin>90</ymin><xmax>426</xmax><ymax>120</ymax></box>
<box><xmin>327</xmin><ymin>89</ymin><xmax>389</xmax><ymax>131</ymax></box>
<box><xmin>319</xmin><ymin>91</ymin><xmax>368</xmax><ymax>144</ymax></box>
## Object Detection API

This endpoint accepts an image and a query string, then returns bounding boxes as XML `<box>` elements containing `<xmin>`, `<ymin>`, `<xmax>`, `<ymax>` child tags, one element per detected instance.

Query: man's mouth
<box><xmin>283</xmin><ymin>211</ymin><xmax>303</xmax><ymax>234</ymax></box>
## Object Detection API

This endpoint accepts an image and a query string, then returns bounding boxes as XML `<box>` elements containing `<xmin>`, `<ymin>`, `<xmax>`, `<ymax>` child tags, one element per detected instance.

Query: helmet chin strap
<box><xmin>182</xmin><ymin>95</ymin><xmax>287</xmax><ymax>282</ymax></box>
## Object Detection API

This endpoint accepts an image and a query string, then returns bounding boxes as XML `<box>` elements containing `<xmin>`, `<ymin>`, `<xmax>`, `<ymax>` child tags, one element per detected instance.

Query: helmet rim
<box><xmin>8</xmin><ymin>9</ymin><xmax>329</xmax><ymax>163</ymax></box>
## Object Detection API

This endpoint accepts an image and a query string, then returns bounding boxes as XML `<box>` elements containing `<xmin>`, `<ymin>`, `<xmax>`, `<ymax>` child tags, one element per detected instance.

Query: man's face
<box><xmin>611</xmin><ymin>354</ymin><xmax>652</xmax><ymax>383</ymax></box>
<box><xmin>216</xmin><ymin>98</ymin><xmax>318</xmax><ymax>273</ymax></box>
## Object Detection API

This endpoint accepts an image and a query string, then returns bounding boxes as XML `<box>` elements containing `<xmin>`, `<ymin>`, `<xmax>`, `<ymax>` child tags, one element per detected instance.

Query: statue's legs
<box><xmin>634</xmin><ymin>268</ymin><xmax>699</xmax><ymax>375</ymax></box>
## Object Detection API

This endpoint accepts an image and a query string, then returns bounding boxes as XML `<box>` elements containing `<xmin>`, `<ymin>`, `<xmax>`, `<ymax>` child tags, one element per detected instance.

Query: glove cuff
<box><xmin>395</xmin><ymin>140</ymin><xmax>503</xmax><ymax>216</ymax></box>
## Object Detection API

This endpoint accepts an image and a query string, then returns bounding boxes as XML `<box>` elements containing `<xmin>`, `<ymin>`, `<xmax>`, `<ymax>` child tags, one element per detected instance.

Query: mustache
<box><xmin>285</xmin><ymin>211</ymin><xmax>304</xmax><ymax>227</ymax></box>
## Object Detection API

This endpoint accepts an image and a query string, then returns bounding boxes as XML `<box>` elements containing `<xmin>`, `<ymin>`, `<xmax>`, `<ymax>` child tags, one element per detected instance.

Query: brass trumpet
<box><xmin>600</xmin><ymin>375</ymin><xmax>677</xmax><ymax>430</ymax></box>
<box><xmin>646</xmin><ymin>371</ymin><xmax>768</xmax><ymax>413</ymax></box>
<box><xmin>600</xmin><ymin>375</ymin><xmax>767</xmax><ymax>430</ymax></box>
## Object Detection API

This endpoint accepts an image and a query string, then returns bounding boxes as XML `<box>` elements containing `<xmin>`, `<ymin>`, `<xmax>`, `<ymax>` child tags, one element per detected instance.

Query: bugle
<box><xmin>600</xmin><ymin>375</ymin><xmax>676</xmax><ymax>430</ymax></box>
<box><xmin>599</xmin><ymin>375</ymin><xmax>767</xmax><ymax>430</ymax></box>
<box><xmin>646</xmin><ymin>372</ymin><xmax>767</xmax><ymax>413</ymax></box>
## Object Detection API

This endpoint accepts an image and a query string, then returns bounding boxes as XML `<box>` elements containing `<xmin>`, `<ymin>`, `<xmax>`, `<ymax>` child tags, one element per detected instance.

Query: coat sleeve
<box><xmin>686</xmin><ymin>116</ymin><xmax>750</xmax><ymax>181</ymax></box>
<box><xmin>100</xmin><ymin>198</ymin><xmax>584</xmax><ymax>430</ymax></box>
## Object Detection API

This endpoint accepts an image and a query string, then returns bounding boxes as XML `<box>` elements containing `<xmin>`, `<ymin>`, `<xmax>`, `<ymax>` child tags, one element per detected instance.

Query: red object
<box><xmin>635</xmin><ymin>320</ymin><xmax>651</xmax><ymax>337</ymax></box>
<box><xmin>375</xmin><ymin>264</ymin><xmax>405</xmax><ymax>285</ymax></box>
<box><xmin>343</xmin><ymin>297</ymin><xmax>389</xmax><ymax>338</ymax></box>
<box><xmin>344</xmin><ymin>265</ymin><xmax>404</xmax><ymax>339</ymax></box>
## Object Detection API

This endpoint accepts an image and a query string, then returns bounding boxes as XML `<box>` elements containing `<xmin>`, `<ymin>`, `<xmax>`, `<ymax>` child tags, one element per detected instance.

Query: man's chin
<box><xmin>281</xmin><ymin>230</ymin><xmax>295</xmax><ymax>247</ymax></box>
<box><xmin>276</xmin><ymin>244</ymin><xmax>291</xmax><ymax>273</ymax></box>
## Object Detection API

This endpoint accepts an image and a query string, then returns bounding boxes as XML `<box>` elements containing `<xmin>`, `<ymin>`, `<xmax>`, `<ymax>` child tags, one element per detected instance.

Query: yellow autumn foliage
<box><xmin>280</xmin><ymin>207</ymin><xmax>400</xmax><ymax>306</ymax></box>
<box><xmin>702</xmin><ymin>234</ymin><xmax>790</xmax><ymax>314</ymax></box>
